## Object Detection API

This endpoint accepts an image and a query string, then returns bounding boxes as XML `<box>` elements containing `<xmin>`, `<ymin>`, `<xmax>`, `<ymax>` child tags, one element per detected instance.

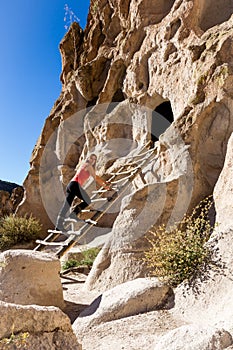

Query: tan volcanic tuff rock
<box><xmin>81</xmin><ymin>1</ymin><xmax>233</xmax><ymax>291</ymax></box>
<box><xmin>0</xmin><ymin>301</ymin><xmax>81</xmax><ymax>350</ymax></box>
<box><xmin>0</xmin><ymin>191</ymin><xmax>11</xmax><ymax>216</ymax></box>
<box><xmin>213</xmin><ymin>132</ymin><xmax>233</xmax><ymax>232</ymax></box>
<box><xmin>16</xmin><ymin>0</ymin><xmax>233</xmax><ymax>290</ymax></box>
<box><xmin>152</xmin><ymin>325</ymin><xmax>232</xmax><ymax>350</ymax></box>
<box><xmin>0</xmin><ymin>250</ymin><xmax>65</xmax><ymax>310</ymax></box>
<box><xmin>172</xmin><ymin>133</ymin><xmax>233</xmax><ymax>333</ymax></box>
<box><xmin>0</xmin><ymin>187</ymin><xmax>23</xmax><ymax>217</ymax></box>
<box><xmin>72</xmin><ymin>277</ymin><xmax>173</xmax><ymax>335</ymax></box>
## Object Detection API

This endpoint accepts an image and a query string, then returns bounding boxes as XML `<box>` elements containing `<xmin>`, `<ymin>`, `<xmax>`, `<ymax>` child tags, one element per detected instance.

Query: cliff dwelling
<box><xmin>151</xmin><ymin>101</ymin><xmax>174</xmax><ymax>143</ymax></box>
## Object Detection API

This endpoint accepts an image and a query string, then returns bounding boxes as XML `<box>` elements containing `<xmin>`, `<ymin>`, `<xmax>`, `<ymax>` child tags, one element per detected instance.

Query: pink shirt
<box><xmin>72</xmin><ymin>164</ymin><xmax>90</xmax><ymax>186</ymax></box>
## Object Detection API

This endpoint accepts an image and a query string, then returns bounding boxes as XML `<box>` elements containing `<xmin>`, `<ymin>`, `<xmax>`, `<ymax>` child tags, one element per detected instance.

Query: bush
<box><xmin>144</xmin><ymin>196</ymin><xmax>222</xmax><ymax>291</ymax></box>
<box><xmin>62</xmin><ymin>247</ymin><xmax>101</xmax><ymax>270</ymax></box>
<box><xmin>0</xmin><ymin>214</ymin><xmax>42</xmax><ymax>251</ymax></box>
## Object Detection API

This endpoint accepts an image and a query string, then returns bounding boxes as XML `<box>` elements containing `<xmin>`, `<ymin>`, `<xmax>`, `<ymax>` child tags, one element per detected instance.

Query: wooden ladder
<box><xmin>34</xmin><ymin>143</ymin><xmax>158</xmax><ymax>258</ymax></box>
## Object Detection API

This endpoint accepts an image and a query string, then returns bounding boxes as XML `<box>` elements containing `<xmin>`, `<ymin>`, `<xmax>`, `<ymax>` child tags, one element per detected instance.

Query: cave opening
<box><xmin>151</xmin><ymin>101</ymin><xmax>174</xmax><ymax>143</ymax></box>
<box><xmin>106</xmin><ymin>88</ymin><xmax>126</xmax><ymax>114</ymax></box>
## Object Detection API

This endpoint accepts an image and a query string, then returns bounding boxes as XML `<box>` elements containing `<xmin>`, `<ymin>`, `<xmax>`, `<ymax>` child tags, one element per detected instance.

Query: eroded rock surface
<box><xmin>16</xmin><ymin>0</ymin><xmax>233</xmax><ymax>298</ymax></box>
<box><xmin>73</xmin><ymin>277</ymin><xmax>173</xmax><ymax>335</ymax></box>
<box><xmin>153</xmin><ymin>325</ymin><xmax>232</xmax><ymax>350</ymax></box>
<box><xmin>0</xmin><ymin>249</ymin><xmax>65</xmax><ymax>309</ymax></box>
<box><xmin>173</xmin><ymin>133</ymin><xmax>233</xmax><ymax>334</ymax></box>
<box><xmin>0</xmin><ymin>301</ymin><xmax>81</xmax><ymax>350</ymax></box>
<box><xmin>3</xmin><ymin>1</ymin><xmax>233</xmax><ymax>349</ymax></box>
<box><xmin>0</xmin><ymin>186</ymin><xmax>23</xmax><ymax>217</ymax></box>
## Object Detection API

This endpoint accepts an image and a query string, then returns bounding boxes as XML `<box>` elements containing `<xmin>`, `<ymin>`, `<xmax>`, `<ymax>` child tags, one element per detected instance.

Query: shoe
<box><xmin>55</xmin><ymin>216</ymin><xmax>66</xmax><ymax>231</ymax></box>
<box><xmin>54</xmin><ymin>222</ymin><xmax>66</xmax><ymax>231</ymax></box>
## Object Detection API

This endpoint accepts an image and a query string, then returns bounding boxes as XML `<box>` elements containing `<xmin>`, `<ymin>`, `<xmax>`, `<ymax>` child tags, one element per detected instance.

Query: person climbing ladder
<box><xmin>55</xmin><ymin>153</ymin><xmax>111</xmax><ymax>231</ymax></box>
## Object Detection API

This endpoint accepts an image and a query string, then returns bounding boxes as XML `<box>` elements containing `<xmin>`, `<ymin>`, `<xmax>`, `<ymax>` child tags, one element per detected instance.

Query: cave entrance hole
<box><xmin>151</xmin><ymin>101</ymin><xmax>174</xmax><ymax>143</ymax></box>
<box><xmin>106</xmin><ymin>88</ymin><xmax>126</xmax><ymax>114</ymax></box>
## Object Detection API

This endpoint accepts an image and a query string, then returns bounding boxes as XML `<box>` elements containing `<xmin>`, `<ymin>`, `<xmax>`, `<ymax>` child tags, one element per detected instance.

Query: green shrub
<box><xmin>0</xmin><ymin>214</ymin><xmax>42</xmax><ymax>251</ymax></box>
<box><xmin>144</xmin><ymin>196</ymin><xmax>222</xmax><ymax>291</ymax></box>
<box><xmin>62</xmin><ymin>259</ymin><xmax>79</xmax><ymax>270</ymax></box>
<box><xmin>62</xmin><ymin>247</ymin><xmax>101</xmax><ymax>270</ymax></box>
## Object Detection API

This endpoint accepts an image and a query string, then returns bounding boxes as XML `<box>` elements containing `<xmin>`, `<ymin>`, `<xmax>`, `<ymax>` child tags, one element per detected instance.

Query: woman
<box><xmin>55</xmin><ymin>154</ymin><xmax>110</xmax><ymax>231</ymax></box>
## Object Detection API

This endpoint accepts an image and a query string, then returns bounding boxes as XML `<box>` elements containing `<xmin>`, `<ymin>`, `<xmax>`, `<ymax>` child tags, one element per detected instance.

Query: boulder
<box><xmin>153</xmin><ymin>325</ymin><xmax>232</xmax><ymax>350</ymax></box>
<box><xmin>0</xmin><ymin>300</ymin><xmax>81</xmax><ymax>350</ymax></box>
<box><xmin>73</xmin><ymin>277</ymin><xmax>173</xmax><ymax>335</ymax></box>
<box><xmin>0</xmin><ymin>250</ymin><xmax>65</xmax><ymax>309</ymax></box>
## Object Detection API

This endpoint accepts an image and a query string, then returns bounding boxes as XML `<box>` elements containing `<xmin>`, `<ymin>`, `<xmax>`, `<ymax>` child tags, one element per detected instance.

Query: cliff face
<box><xmin>17</xmin><ymin>0</ymin><xmax>233</xmax><ymax>286</ymax></box>
<box><xmin>0</xmin><ymin>180</ymin><xmax>21</xmax><ymax>193</ymax></box>
<box><xmin>0</xmin><ymin>180</ymin><xmax>23</xmax><ymax>217</ymax></box>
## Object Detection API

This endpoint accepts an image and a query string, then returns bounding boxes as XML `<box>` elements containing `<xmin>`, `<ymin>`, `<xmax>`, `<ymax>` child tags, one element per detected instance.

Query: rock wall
<box><xmin>0</xmin><ymin>249</ymin><xmax>81</xmax><ymax>349</ymax></box>
<box><xmin>173</xmin><ymin>133</ymin><xmax>233</xmax><ymax>334</ymax></box>
<box><xmin>0</xmin><ymin>186</ymin><xmax>23</xmax><ymax>217</ymax></box>
<box><xmin>0</xmin><ymin>301</ymin><xmax>81</xmax><ymax>349</ymax></box>
<box><xmin>16</xmin><ymin>0</ymin><xmax>233</xmax><ymax>288</ymax></box>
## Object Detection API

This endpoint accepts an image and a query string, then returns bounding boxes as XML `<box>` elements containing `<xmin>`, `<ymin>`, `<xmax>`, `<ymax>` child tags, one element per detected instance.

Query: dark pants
<box><xmin>56</xmin><ymin>181</ymin><xmax>91</xmax><ymax>229</ymax></box>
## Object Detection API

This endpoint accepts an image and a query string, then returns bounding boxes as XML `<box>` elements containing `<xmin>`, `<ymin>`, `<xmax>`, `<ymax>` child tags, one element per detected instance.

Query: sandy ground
<box><xmin>61</xmin><ymin>269</ymin><xmax>184</xmax><ymax>350</ymax></box>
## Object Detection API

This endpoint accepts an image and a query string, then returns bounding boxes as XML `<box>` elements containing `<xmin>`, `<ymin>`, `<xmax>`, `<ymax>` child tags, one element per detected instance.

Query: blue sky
<box><xmin>0</xmin><ymin>0</ymin><xmax>90</xmax><ymax>185</ymax></box>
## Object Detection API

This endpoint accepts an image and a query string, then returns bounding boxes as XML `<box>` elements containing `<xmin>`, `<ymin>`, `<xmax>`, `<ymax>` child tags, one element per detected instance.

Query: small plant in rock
<box><xmin>62</xmin><ymin>259</ymin><xmax>79</xmax><ymax>270</ymax></box>
<box><xmin>0</xmin><ymin>214</ymin><xmax>42</xmax><ymax>251</ymax></box>
<box><xmin>0</xmin><ymin>325</ymin><xmax>29</xmax><ymax>349</ymax></box>
<box><xmin>144</xmin><ymin>196</ymin><xmax>224</xmax><ymax>294</ymax></box>
<box><xmin>62</xmin><ymin>247</ymin><xmax>101</xmax><ymax>270</ymax></box>
<box><xmin>92</xmin><ymin>1</ymin><xmax>99</xmax><ymax>14</ymax></box>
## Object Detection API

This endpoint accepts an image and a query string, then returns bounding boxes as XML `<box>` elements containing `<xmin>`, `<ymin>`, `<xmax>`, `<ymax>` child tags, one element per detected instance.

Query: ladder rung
<box><xmin>110</xmin><ymin>171</ymin><xmax>138</xmax><ymax>184</ymax></box>
<box><xmin>64</xmin><ymin>218</ymin><xmax>79</xmax><ymax>223</ymax></box>
<box><xmin>35</xmin><ymin>239</ymin><xmax>69</xmax><ymax>246</ymax></box>
<box><xmin>127</xmin><ymin>147</ymin><xmax>155</xmax><ymax>159</ymax></box>
<box><xmin>48</xmin><ymin>229</ymin><xmax>63</xmax><ymax>234</ymax></box>
<box><xmin>92</xmin><ymin>187</ymin><xmax>118</xmax><ymax>194</ymax></box>
<box><xmin>86</xmin><ymin>218</ymin><xmax>97</xmax><ymax>225</ymax></box>
<box><xmin>64</xmin><ymin>230</ymin><xmax>82</xmax><ymax>237</ymax></box>
<box><xmin>91</xmin><ymin>198</ymin><xmax>108</xmax><ymax>202</ymax></box>
<box><xmin>64</xmin><ymin>218</ymin><xmax>97</xmax><ymax>225</ymax></box>
<box><xmin>109</xmin><ymin>165</ymin><xmax>141</xmax><ymax>176</ymax></box>
<box><xmin>92</xmin><ymin>189</ymin><xmax>108</xmax><ymax>193</ymax></box>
